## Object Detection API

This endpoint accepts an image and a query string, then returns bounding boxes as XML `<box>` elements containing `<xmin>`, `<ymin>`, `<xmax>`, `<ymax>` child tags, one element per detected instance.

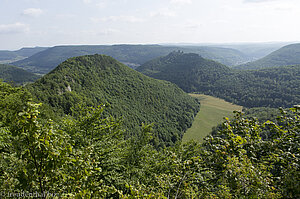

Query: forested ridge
<box><xmin>26</xmin><ymin>54</ymin><xmax>199</xmax><ymax>147</ymax></box>
<box><xmin>137</xmin><ymin>51</ymin><xmax>300</xmax><ymax>108</ymax></box>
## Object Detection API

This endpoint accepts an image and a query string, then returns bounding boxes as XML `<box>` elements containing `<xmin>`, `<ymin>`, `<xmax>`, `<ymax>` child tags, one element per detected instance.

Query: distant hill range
<box><xmin>137</xmin><ymin>51</ymin><xmax>300</xmax><ymax>108</ymax></box>
<box><xmin>236</xmin><ymin>43</ymin><xmax>300</xmax><ymax>69</ymax></box>
<box><xmin>0</xmin><ymin>64</ymin><xmax>40</xmax><ymax>84</ymax></box>
<box><xmin>11</xmin><ymin>44</ymin><xmax>249</xmax><ymax>74</ymax></box>
<box><xmin>208</xmin><ymin>42</ymin><xmax>290</xmax><ymax>61</ymax></box>
<box><xmin>27</xmin><ymin>54</ymin><xmax>200</xmax><ymax>147</ymax></box>
<box><xmin>0</xmin><ymin>47</ymin><xmax>48</xmax><ymax>64</ymax></box>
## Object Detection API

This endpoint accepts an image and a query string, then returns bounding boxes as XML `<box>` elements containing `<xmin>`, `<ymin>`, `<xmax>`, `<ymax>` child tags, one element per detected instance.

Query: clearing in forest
<box><xmin>182</xmin><ymin>94</ymin><xmax>242</xmax><ymax>143</ymax></box>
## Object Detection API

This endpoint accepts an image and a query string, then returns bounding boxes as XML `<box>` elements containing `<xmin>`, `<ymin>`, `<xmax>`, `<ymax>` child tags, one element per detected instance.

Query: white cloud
<box><xmin>212</xmin><ymin>19</ymin><xmax>229</xmax><ymax>24</ymax></box>
<box><xmin>244</xmin><ymin>0</ymin><xmax>297</xmax><ymax>12</ymax></box>
<box><xmin>244</xmin><ymin>0</ymin><xmax>279</xmax><ymax>3</ymax></box>
<box><xmin>82</xmin><ymin>28</ymin><xmax>119</xmax><ymax>36</ymax></box>
<box><xmin>24</xmin><ymin>0</ymin><xmax>41</xmax><ymax>2</ymax></box>
<box><xmin>96</xmin><ymin>2</ymin><xmax>107</xmax><ymax>8</ymax></box>
<box><xmin>56</xmin><ymin>14</ymin><xmax>76</xmax><ymax>19</ymax></box>
<box><xmin>91</xmin><ymin>16</ymin><xmax>144</xmax><ymax>23</ymax></box>
<box><xmin>83</xmin><ymin>0</ymin><xmax>107</xmax><ymax>8</ymax></box>
<box><xmin>184</xmin><ymin>23</ymin><xmax>203</xmax><ymax>30</ymax></box>
<box><xmin>150</xmin><ymin>9</ymin><xmax>177</xmax><ymax>17</ymax></box>
<box><xmin>170</xmin><ymin>0</ymin><xmax>192</xmax><ymax>5</ymax></box>
<box><xmin>22</xmin><ymin>8</ymin><xmax>43</xmax><ymax>17</ymax></box>
<box><xmin>182</xmin><ymin>19</ymin><xmax>205</xmax><ymax>30</ymax></box>
<box><xmin>0</xmin><ymin>22</ymin><xmax>29</xmax><ymax>34</ymax></box>
<box><xmin>274</xmin><ymin>4</ymin><xmax>293</xmax><ymax>11</ymax></box>
<box><xmin>83</xmin><ymin>0</ymin><xmax>92</xmax><ymax>3</ymax></box>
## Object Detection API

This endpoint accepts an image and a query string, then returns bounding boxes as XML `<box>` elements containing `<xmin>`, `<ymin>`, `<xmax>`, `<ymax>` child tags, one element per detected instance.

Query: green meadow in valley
<box><xmin>183</xmin><ymin>94</ymin><xmax>242</xmax><ymax>143</ymax></box>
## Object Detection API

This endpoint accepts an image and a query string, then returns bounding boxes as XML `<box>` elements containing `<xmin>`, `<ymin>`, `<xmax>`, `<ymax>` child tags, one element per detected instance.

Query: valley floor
<box><xmin>182</xmin><ymin>94</ymin><xmax>242</xmax><ymax>143</ymax></box>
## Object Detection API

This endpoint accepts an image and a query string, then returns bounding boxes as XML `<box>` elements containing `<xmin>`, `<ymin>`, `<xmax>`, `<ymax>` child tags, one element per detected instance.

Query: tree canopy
<box><xmin>0</xmin><ymin>80</ymin><xmax>299</xmax><ymax>198</ymax></box>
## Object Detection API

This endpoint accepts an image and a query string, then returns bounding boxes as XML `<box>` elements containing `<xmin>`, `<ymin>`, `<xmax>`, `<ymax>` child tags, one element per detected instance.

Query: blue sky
<box><xmin>1</xmin><ymin>0</ymin><xmax>300</xmax><ymax>50</ymax></box>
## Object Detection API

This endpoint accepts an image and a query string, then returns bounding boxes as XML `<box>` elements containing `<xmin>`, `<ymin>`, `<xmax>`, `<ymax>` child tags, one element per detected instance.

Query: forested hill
<box><xmin>137</xmin><ymin>51</ymin><xmax>231</xmax><ymax>92</ymax></box>
<box><xmin>26</xmin><ymin>54</ymin><xmax>200</xmax><ymax>147</ymax></box>
<box><xmin>137</xmin><ymin>52</ymin><xmax>300</xmax><ymax>108</ymax></box>
<box><xmin>0</xmin><ymin>64</ymin><xmax>40</xmax><ymax>84</ymax></box>
<box><xmin>236</xmin><ymin>43</ymin><xmax>300</xmax><ymax>69</ymax></box>
<box><xmin>11</xmin><ymin>45</ymin><xmax>248</xmax><ymax>74</ymax></box>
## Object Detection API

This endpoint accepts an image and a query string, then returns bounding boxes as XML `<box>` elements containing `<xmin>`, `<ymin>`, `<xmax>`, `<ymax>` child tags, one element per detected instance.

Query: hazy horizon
<box><xmin>1</xmin><ymin>0</ymin><xmax>300</xmax><ymax>50</ymax></box>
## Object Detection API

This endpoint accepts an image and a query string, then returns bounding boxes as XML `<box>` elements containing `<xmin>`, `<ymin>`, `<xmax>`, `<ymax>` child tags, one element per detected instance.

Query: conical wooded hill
<box><xmin>27</xmin><ymin>54</ymin><xmax>200</xmax><ymax>147</ymax></box>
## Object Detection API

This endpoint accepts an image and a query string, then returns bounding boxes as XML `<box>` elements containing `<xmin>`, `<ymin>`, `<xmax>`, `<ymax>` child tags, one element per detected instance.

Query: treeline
<box><xmin>1</xmin><ymin>81</ymin><xmax>299</xmax><ymax>198</ymax></box>
<box><xmin>137</xmin><ymin>51</ymin><xmax>300</xmax><ymax>108</ymax></box>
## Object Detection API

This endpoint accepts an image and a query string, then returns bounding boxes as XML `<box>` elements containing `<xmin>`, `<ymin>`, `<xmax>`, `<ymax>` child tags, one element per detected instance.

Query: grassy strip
<box><xmin>182</xmin><ymin>94</ymin><xmax>242</xmax><ymax>143</ymax></box>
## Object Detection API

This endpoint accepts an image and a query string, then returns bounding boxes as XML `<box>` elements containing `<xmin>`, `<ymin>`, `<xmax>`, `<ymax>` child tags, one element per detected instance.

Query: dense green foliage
<box><xmin>12</xmin><ymin>44</ymin><xmax>248</xmax><ymax>73</ymax></box>
<box><xmin>1</xmin><ymin>81</ymin><xmax>299</xmax><ymax>198</ymax></box>
<box><xmin>243</xmin><ymin>107</ymin><xmax>283</xmax><ymax>122</ymax></box>
<box><xmin>0</xmin><ymin>64</ymin><xmax>40</xmax><ymax>84</ymax></box>
<box><xmin>236</xmin><ymin>43</ymin><xmax>300</xmax><ymax>69</ymax></box>
<box><xmin>26</xmin><ymin>54</ymin><xmax>199</xmax><ymax>147</ymax></box>
<box><xmin>137</xmin><ymin>51</ymin><xmax>300</xmax><ymax>108</ymax></box>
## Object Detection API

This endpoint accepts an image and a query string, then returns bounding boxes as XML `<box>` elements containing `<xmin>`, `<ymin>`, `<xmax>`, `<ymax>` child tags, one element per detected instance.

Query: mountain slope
<box><xmin>137</xmin><ymin>52</ymin><xmax>300</xmax><ymax>108</ymax></box>
<box><xmin>27</xmin><ymin>54</ymin><xmax>200</xmax><ymax>147</ymax></box>
<box><xmin>236</xmin><ymin>43</ymin><xmax>300</xmax><ymax>69</ymax></box>
<box><xmin>0</xmin><ymin>64</ymin><xmax>40</xmax><ymax>84</ymax></box>
<box><xmin>0</xmin><ymin>47</ymin><xmax>48</xmax><ymax>64</ymax></box>
<box><xmin>12</xmin><ymin>45</ymin><xmax>248</xmax><ymax>74</ymax></box>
